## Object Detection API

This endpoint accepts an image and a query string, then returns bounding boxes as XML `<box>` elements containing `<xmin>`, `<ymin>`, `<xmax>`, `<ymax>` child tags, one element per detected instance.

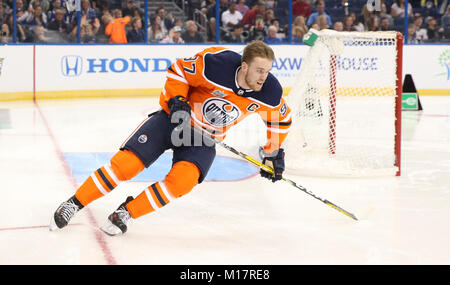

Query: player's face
<box><xmin>243</xmin><ymin>57</ymin><xmax>273</xmax><ymax>91</ymax></box>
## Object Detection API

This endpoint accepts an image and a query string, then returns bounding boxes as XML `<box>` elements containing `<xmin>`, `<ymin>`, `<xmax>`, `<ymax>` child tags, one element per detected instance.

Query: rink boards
<box><xmin>0</xmin><ymin>44</ymin><xmax>449</xmax><ymax>101</ymax></box>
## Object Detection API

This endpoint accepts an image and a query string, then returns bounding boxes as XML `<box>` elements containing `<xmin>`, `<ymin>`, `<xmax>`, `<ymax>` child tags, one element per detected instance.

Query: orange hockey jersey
<box><xmin>160</xmin><ymin>47</ymin><xmax>291</xmax><ymax>153</ymax></box>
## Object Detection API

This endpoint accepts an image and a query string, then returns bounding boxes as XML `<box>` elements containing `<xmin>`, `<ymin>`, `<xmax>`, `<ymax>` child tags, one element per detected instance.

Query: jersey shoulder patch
<box><xmin>203</xmin><ymin>49</ymin><xmax>241</xmax><ymax>90</ymax></box>
<box><xmin>249</xmin><ymin>73</ymin><xmax>283</xmax><ymax>107</ymax></box>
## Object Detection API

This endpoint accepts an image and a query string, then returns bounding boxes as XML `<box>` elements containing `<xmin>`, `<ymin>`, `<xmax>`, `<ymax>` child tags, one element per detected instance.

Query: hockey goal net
<box><xmin>283</xmin><ymin>29</ymin><xmax>403</xmax><ymax>177</ymax></box>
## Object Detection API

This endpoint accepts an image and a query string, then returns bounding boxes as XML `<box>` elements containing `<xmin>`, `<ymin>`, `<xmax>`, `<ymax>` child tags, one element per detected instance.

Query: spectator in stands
<box><xmin>82</xmin><ymin>22</ymin><xmax>97</xmax><ymax>43</ymax></box>
<box><xmin>223</xmin><ymin>23</ymin><xmax>245</xmax><ymax>43</ymax></box>
<box><xmin>206</xmin><ymin>0</ymin><xmax>228</xmax><ymax>22</ymax></box>
<box><xmin>349</xmin><ymin>12</ymin><xmax>364</xmax><ymax>32</ymax></box>
<box><xmin>241</xmin><ymin>1</ymin><xmax>266</xmax><ymax>28</ymax></box>
<box><xmin>181</xmin><ymin>20</ymin><xmax>205</xmax><ymax>42</ymax></box>
<box><xmin>122</xmin><ymin>0</ymin><xmax>143</xmax><ymax>18</ymax></box>
<box><xmin>380</xmin><ymin>16</ymin><xmax>391</xmax><ymax>31</ymax></box>
<box><xmin>292</xmin><ymin>25</ymin><xmax>306</xmax><ymax>42</ymax></box>
<box><xmin>0</xmin><ymin>23</ymin><xmax>10</xmax><ymax>43</ymax></box>
<box><xmin>155</xmin><ymin>6</ymin><xmax>172</xmax><ymax>35</ymax></box>
<box><xmin>104</xmin><ymin>9</ymin><xmax>130</xmax><ymax>43</ymax></box>
<box><xmin>18</xmin><ymin>1</ymin><xmax>47</xmax><ymax>27</ymax></box>
<box><xmin>264</xmin><ymin>24</ymin><xmax>281</xmax><ymax>44</ymax></box>
<box><xmin>47</xmin><ymin>8</ymin><xmax>69</xmax><ymax>34</ymax></box>
<box><xmin>270</xmin><ymin>18</ymin><xmax>282</xmax><ymax>33</ymax></box>
<box><xmin>81</xmin><ymin>0</ymin><xmax>98</xmax><ymax>24</ymax></box>
<box><xmin>247</xmin><ymin>14</ymin><xmax>266</xmax><ymax>41</ymax></box>
<box><xmin>90</xmin><ymin>0</ymin><xmax>99</xmax><ymax>10</ymax></box>
<box><xmin>333</xmin><ymin>20</ymin><xmax>343</xmax><ymax>31</ymax></box>
<box><xmin>236</xmin><ymin>0</ymin><xmax>249</xmax><ymax>16</ymax></box>
<box><xmin>306</xmin><ymin>0</ymin><xmax>332</xmax><ymax>27</ymax></box>
<box><xmin>15</xmin><ymin>0</ymin><xmax>27</xmax><ymax>14</ymax></box>
<box><xmin>98</xmin><ymin>12</ymin><xmax>111</xmax><ymax>40</ymax></box>
<box><xmin>408</xmin><ymin>23</ymin><xmax>420</xmax><ymax>43</ymax></box>
<box><xmin>281</xmin><ymin>23</ymin><xmax>289</xmax><ymax>42</ymax></box>
<box><xmin>222</xmin><ymin>2</ymin><xmax>243</xmax><ymax>31</ymax></box>
<box><xmin>315</xmin><ymin>14</ymin><xmax>330</xmax><ymax>30</ymax></box>
<box><xmin>361</xmin><ymin>3</ymin><xmax>372</xmax><ymax>26</ymax></box>
<box><xmin>293</xmin><ymin>15</ymin><xmax>308</xmax><ymax>36</ymax></box>
<box><xmin>390</xmin><ymin>0</ymin><xmax>413</xmax><ymax>19</ymax></box>
<box><xmin>160</xmin><ymin>25</ymin><xmax>185</xmax><ymax>43</ymax></box>
<box><xmin>0</xmin><ymin>2</ymin><xmax>8</xmax><ymax>24</ymax></box>
<box><xmin>379</xmin><ymin>3</ymin><xmax>393</xmax><ymax>27</ymax></box>
<box><xmin>292</xmin><ymin>0</ymin><xmax>312</xmax><ymax>19</ymax></box>
<box><xmin>264</xmin><ymin>9</ymin><xmax>275</xmax><ymax>29</ymax></box>
<box><xmin>0</xmin><ymin>0</ymin><xmax>10</xmax><ymax>10</ymax></box>
<box><xmin>17</xmin><ymin>1</ymin><xmax>34</xmax><ymax>23</ymax></box>
<box><xmin>413</xmin><ymin>13</ymin><xmax>428</xmax><ymax>40</ymax></box>
<box><xmin>28</xmin><ymin>0</ymin><xmax>50</xmax><ymax>14</ymax></box>
<box><xmin>173</xmin><ymin>18</ymin><xmax>184</xmax><ymax>33</ymax></box>
<box><xmin>426</xmin><ymin>16</ymin><xmax>443</xmax><ymax>41</ymax></box>
<box><xmin>126</xmin><ymin>16</ymin><xmax>144</xmax><ymax>43</ymax></box>
<box><xmin>207</xmin><ymin>16</ymin><xmax>217</xmax><ymax>41</ymax></box>
<box><xmin>69</xmin><ymin>14</ymin><xmax>99</xmax><ymax>43</ymax></box>
<box><xmin>342</xmin><ymin>14</ymin><xmax>356</xmax><ymax>31</ymax></box>
<box><xmin>366</xmin><ymin>15</ymin><xmax>380</xmax><ymax>31</ymax></box>
<box><xmin>148</xmin><ymin>14</ymin><xmax>165</xmax><ymax>43</ymax></box>
<box><xmin>5</xmin><ymin>12</ymin><xmax>29</xmax><ymax>42</ymax></box>
<box><xmin>47</xmin><ymin>0</ymin><xmax>68</xmax><ymax>24</ymax></box>
<box><xmin>30</xmin><ymin>3</ymin><xmax>48</xmax><ymax>27</ymax></box>
<box><xmin>164</xmin><ymin>11</ymin><xmax>175</xmax><ymax>33</ymax></box>
<box><xmin>441</xmin><ymin>5</ymin><xmax>450</xmax><ymax>38</ymax></box>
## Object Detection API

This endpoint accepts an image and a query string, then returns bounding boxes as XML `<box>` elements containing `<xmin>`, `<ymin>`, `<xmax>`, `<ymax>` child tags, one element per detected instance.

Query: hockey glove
<box><xmin>168</xmin><ymin>96</ymin><xmax>191</xmax><ymax>127</ymax></box>
<box><xmin>260</xmin><ymin>148</ymin><xmax>285</xmax><ymax>182</ymax></box>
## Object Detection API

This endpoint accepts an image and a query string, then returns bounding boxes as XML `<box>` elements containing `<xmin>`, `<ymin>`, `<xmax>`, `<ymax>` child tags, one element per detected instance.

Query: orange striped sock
<box><xmin>75</xmin><ymin>165</ymin><xmax>121</xmax><ymax>206</ymax></box>
<box><xmin>126</xmin><ymin>181</ymin><xmax>175</xmax><ymax>219</ymax></box>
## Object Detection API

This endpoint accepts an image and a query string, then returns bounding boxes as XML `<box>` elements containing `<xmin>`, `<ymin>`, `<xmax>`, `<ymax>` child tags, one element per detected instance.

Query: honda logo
<box><xmin>61</xmin><ymin>55</ymin><xmax>82</xmax><ymax>77</ymax></box>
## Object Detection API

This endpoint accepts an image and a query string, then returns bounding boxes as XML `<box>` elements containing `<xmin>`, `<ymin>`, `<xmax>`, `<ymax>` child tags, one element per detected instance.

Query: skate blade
<box><xmin>100</xmin><ymin>220</ymin><xmax>123</xmax><ymax>236</ymax></box>
<box><xmin>49</xmin><ymin>216</ymin><xmax>58</xmax><ymax>231</ymax></box>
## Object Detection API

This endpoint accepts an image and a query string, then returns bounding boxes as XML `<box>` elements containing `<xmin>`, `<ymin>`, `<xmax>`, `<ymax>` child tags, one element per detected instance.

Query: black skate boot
<box><xmin>49</xmin><ymin>195</ymin><xmax>84</xmax><ymax>231</ymax></box>
<box><xmin>100</xmin><ymin>196</ymin><xmax>134</xmax><ymax>236</ymax></box>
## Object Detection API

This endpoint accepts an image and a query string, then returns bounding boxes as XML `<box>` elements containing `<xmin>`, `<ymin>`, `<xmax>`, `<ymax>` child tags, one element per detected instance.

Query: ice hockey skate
<box><xmin>100</xmin><ymin>196</ymin><xmax>134</xmax><ymax>236</ymax></box>
<box><xmin>49</xmin><ymin>196</ymin><xmax>84</xmax><ymax>231</ymax></box>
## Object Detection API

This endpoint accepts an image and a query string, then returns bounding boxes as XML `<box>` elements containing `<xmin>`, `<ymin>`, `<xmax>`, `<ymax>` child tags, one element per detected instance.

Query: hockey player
<box><xmin>49</xmin><ymin>40</ymin><xmax>292</xmax><ymax>236</ymax></box>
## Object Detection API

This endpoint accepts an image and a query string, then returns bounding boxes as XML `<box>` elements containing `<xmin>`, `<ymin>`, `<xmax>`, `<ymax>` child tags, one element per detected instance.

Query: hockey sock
<box><xmin>75</xmin><ymin>150</ymin><xmax>145</xmax><ymax>206</ymax></box>
<box><xmin>126</xmin><ymin>161</ymin><xmax>201</xmax><ymax>219</ymax></box>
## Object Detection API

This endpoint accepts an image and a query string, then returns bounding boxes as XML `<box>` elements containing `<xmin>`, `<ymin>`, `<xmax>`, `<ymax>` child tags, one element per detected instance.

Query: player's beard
<box><xmin>245</xmin><ymin>72</ymin><xmax>263</xmax><ymax>91</ymax></box>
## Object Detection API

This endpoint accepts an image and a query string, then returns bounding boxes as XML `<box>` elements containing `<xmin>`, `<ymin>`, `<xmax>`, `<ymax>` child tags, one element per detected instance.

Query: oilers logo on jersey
<box><xmin>202</xmin><ymin>98</ymin><xmax>241</xmax><ymax>127</ymax></box>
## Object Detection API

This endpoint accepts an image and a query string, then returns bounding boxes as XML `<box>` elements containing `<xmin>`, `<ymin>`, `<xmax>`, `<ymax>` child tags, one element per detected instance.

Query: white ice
<box><xmin>0</xmin><ymin>96</ymin><xmax>449</xmax><ymax>265</ymax></box>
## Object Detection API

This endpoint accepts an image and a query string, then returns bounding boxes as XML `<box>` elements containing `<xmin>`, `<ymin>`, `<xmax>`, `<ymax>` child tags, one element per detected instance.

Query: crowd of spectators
<box><xmin>0</xmin><ymin>0</ymin><xmax>449</xmax><ymax>44</ymax></box>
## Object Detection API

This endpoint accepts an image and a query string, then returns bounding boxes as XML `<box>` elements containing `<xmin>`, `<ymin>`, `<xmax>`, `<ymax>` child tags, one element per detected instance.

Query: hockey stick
<box><xmin>184</xmin><ymin>123</ymin><xmax>358</xmax><ymax>221</ymax></box>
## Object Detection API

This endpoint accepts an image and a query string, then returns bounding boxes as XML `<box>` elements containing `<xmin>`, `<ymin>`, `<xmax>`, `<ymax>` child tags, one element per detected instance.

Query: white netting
<box><xmin>284</xmin><ymin>30</ymin><xmax>401</xmax><ymax>177</ymax></box>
